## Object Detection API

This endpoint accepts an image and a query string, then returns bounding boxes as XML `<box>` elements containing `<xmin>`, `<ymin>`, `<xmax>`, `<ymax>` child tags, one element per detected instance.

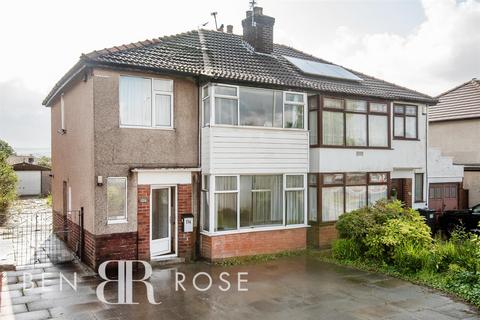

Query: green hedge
<box><xmin>331</xmin><ymin>200</ymin><xmax>480</xmax><ymax>307</ymax></box>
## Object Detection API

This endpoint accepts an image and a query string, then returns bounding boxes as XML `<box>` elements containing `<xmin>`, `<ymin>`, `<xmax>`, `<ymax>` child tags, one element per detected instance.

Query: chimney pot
<box><xmin>242</xmin><ymin>7</ymin><xmax>275</xmax><ymax>54</ymax></box>
<box><xmin>253</xmin><ymin>7</ymin><xmax>263</xmax><ymax>15</ymax></box>
<box><xmin>227</xmin><ymin>25</ymin><xmax>233</xmax><ymax>33</ymax></box>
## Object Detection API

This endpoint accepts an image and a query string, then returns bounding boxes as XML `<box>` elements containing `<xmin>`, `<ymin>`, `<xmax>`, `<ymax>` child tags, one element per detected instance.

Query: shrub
<box><xmin>332</xmin><ymin>239</ymin><xmax>361</xmax><ymax>261</ymax></box>
<box><xmin>392</xmin><ymin>243</ymin><xmax>431</xmax><ymax>273</ymax></box>
<box><xmin>0</xmin><ymin>151</ymin><xmax>17</xmax><ymax>215</ymax></box>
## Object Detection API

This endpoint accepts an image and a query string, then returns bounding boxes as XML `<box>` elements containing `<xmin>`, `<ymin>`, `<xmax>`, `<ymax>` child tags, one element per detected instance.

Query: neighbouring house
<box><xmin>12</xmin><ymin>162</ymin><xmax>51</xmax><ymax>196</ymax></box>
<box><xmin>429</xmin><ymin>79</ymin><xmax>480</xmax><ymax>208</ymax></box>
<box><xmin>42</xmin><ymin>6</ymin><xmax>436</xmax><ymax>269</ymax></box>
<box><xmin>7</xmin><ymin>155</ymin><xmax>36</xmax><ymax>166</ymax></box>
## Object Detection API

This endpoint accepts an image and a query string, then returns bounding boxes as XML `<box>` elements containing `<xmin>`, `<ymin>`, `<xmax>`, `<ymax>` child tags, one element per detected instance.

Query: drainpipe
<box><xmin>425</xmin><ymin>104</ymin><xmax>429</xmax><ymax>207</ymax></box>
<box><xmin>195</xmin><ymin>77</ymin><xmax>202</xmax><ymax>259</ymax></box>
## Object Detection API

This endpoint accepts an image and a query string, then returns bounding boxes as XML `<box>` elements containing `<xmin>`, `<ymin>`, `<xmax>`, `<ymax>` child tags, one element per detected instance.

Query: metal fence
<box><xmin>0</xmin><ymin>209</ymin><xmax>79</xmax><ymax>267</ymax></box>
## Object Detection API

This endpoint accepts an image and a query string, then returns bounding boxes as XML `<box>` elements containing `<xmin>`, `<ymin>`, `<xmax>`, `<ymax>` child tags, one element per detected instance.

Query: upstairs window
<box><xmin>394</xmin><ymin>104</ymin><xmax>418</xmax><ymax>139</ymax></box>
<box><xmin>320</xmin><ymin>97</ymin><xmax>389</xmax><ymax>148</ymax></box>
<box><xmin>119</xmin><ymin>76</ymin><xmax>173</xmax><ymax>129</ymax></box>
<box><xmin>203</xmin><ymin>84</ymin><xmax>305</xmax><ymax>129</ymax></box>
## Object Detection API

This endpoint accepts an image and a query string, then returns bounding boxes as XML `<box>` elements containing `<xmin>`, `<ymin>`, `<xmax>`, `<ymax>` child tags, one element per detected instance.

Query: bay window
<box><xmin>119</xmin><ymin>76</ymin><xmax>173</xmax><ymax>129</ymax></box>
<box><xmin>394</xmin><ymin>104</ymin><xmax>418</xmax><ymax>139</ymax></box>
<box><xmin>308</xmin><ymin>174</ymin><xmax>318</xmax><ymax>221</ymax></box>
<box><xmin>214</xmin><ymin>176</ymin><xmax>238</xmax><ymax>231</ymax></box>
<box><xmin>316</xmin><ymin>172</ymin><xmax>389</xmax><ymax>222</ymax></box>
<box><xmin>203</xmin><ymin>174</ymin><xmax>307</xmax><ymax>233</ymax></box>
<box><xmin>240</xmin><ymin>175</ymin><xmax>283</xmax><ymax>227</ymax></box>
<box><xmin>286</xmin><ymin>175</ymin><xmax>305</xmax><ymax>225</ymax></box>
<box><xmin>202</xmin><ymin>84</ymin><xmax>305</xmax><ymax>129</ymax></box>
<box><xmin>313</xmin><ymin>96</ymin><xmax>389</xmax><ymax>148</ymax></box>
<box><xmin>201</xmin><ymin>176</ymin><xmax>210</xmax><ymax>231</ymax></box>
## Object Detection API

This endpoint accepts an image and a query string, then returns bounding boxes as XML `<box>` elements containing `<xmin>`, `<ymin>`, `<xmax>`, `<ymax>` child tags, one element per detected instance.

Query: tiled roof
<box><xmin>43</xmin><ymin>29</ymin><xmax>436</xmax><ymax>105</ymax></box>
<box><xmin>429</xmin><ymin>79</ymin><xmax>480</xmax><ymax>122</ymax></box>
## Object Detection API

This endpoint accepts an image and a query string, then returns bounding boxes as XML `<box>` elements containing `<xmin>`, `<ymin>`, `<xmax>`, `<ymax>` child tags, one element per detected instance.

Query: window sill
<box><xmin>120</xmin><ymin>125</ymin><xmax>175</xmax><ymax>131</ymax></box>
<box><xmin>393</xmin><ymin>137</ymin><xmax>420</xmax><ymax>141</ymax></box>
<box><xmin>209</xmin><ymin>124</ymin><xmax>308</xmax><ymax>132</ymax></box>
<box><xmin>313</xmin><ymin>145</ymin><xmax>392</xmax><ymax>150</ymax></box>
<box><xmin>200</xmin><ymin>224</ymin><xmax>309</xmax><ymax>237</ymax></box>
<box><xmin>107</xmin><ymin>219</ymin><xmax>128</xmax><ymax>225</ymax></box>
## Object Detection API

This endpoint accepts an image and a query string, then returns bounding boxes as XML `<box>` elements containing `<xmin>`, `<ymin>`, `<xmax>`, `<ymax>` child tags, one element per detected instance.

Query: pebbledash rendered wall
<box><xmin>51</xmin><ymin>67</ymin><xmax>200</xmax><ymax>270</ymax></box>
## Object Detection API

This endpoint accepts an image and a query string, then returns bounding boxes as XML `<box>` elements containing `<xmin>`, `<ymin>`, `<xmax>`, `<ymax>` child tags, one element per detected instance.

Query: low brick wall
<box><xmin>307</xmin><ymin>223</ymin><xmax>338</xmax><ymax>249</ymax></box>
<box><xmin>201</xmin><ymin>228</ymin><xmax>307</xmax><ymax>261</ymax></box>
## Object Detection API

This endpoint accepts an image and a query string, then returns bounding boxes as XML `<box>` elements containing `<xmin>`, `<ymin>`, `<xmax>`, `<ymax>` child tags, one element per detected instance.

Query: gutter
<box><xmin>43</xmin><ymin>63</ymin><xmax>87</xmax><ymax>107</ymax></box>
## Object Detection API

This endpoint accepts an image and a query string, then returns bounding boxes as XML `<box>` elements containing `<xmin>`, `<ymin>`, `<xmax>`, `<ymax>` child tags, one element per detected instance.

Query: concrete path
<box><xmin>1</xmin><ymin>256</ymin><xmax>478</xmax><ymax>320</ymax></box>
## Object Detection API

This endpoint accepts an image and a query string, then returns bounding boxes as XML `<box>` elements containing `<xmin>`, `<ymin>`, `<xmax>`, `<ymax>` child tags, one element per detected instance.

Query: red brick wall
<box><xmin>177</xmin><ymin>184</ymin><xmax>195</xmax><ymax>260</ymax></box>
<box><xmin>307</xmin><ymin>223</ymin><xmax>338</xmax><ymax>248</ymax></box>
<box><xmin>201</xmin><ymin>228</ymin><xmax>307</xmax><ymax>260</ymax></box>
<box><xmin>403</xmin><ymin>178</ymin><xmax>413</xmax><ymax>208</ymax></box>
<box><xmin>136</xmin><ymin>184</ymin><xmax>195</xmax><ymax>261</ymax></box>
<box><xmin>95</xmin><ymin>232</ymin><xmax>137</xmax><ymax>266</ymax></box>
<box><xmin>137</xmin><ymin>185</ymin><xmax>151</xmax><ymax>260</ymax></box>
<box><xmin>318</xmin><ymin>224</ymin><xmax>338</xmax><ymax>248</ymax></box>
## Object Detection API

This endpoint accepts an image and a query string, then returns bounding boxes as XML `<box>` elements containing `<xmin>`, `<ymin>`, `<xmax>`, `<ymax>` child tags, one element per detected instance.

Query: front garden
<box><xmin>321</xmin><ymin>200</ymin><xmax>480</xmax><ymax>307</ymax></box>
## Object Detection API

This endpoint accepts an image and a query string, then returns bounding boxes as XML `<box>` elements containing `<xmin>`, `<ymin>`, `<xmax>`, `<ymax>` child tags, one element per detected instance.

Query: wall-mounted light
<box><xmin>97</xmin><ymin>176</ymin><xmax>104</xmax><ymax>186</ymax></box>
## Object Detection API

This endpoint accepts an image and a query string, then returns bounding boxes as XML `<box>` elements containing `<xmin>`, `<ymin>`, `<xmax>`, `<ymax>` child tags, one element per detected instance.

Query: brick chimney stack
<box><xmin>241</xmin><ymin>7</ymin><xmax>275</xmax><ymax>54</ymax></box>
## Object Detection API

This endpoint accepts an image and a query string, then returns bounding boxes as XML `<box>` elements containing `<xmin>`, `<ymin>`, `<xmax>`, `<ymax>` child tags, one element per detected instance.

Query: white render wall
<box><xmin>310</xmin><ymin>102</ymin><xmax>428</xmax><ymax>173</ymax></box>
<box><xmin>201</xmin><ymin>126</ymin><xmax>309</xmax><ymax>174</ymax></box>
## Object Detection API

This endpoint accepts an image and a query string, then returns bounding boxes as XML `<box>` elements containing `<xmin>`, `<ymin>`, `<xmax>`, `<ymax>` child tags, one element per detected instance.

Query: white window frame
<box><xmin>106</xmin><ymin>177</ymin><xmax>128</xmax><ymax>224</ymax></box>
<box><xmin>212</xmin><ymin>175</ymin><xmax>240</xmax><ymax>232</ymax></box>
<box><xmin>284</xmin><ymin>174</ymin><xmax>308</xmax><ymax>226</ymax></box>
<box><xmin>203</xmin><ymin>173</ymin><xmax>308</xmax><ymax>236</ymax></box>
<box><xmin>201</xmin><ymin>85</ymin><xmax>211</xmax><ymax>127</ymax></box>
<box><xmin>206</xmin><ymin>83</ymin><xmax>307</xmax><ymax>131</ymax></box>
<box><xmin>283</xmin><ymin>91</ymin><xmax>307</xmax><ymax>130</ymax></box>
<box><xmin>119</xmin><ymin>76</ymin><xmax>174</xmax><ymax>130</ymax></box>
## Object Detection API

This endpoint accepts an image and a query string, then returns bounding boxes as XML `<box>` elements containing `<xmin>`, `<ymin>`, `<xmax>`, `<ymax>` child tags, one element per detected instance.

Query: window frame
<box><xmin>119</xmin><ymin>75</ymin><xmax>174</xmax><ymax>130</ymax></box>
<box><xmin>393</xmin><ymin>104</ymin><xmax>418</xmax><ymax>140</ymax></box>
<box><xmin>414</xmin><ymin>173</ymin><xmax>425</xmax><ymax>203</ymax></box>
<box><xmin>313</xmin><ymin>172</ymin><xmax>391</xmax><ymax>223</ymax></box>
<box><xmin>204</xmin><ymin>83</ymin><xmax>307</xmax><ymax>131</ymax></box>
<box><xmin>106</xmin><ymin>177</ymin><xmax>128</xmax><ymax>224</ymax></box>
<box><xmin>313</xmin><ymin>95</ymin><xmax>391</xmax><ymax>149</ymax></box>
<box><xmin>202</xmin><ymin>173</ymin><xmax>308</xmax><ymax>235</ymax></box>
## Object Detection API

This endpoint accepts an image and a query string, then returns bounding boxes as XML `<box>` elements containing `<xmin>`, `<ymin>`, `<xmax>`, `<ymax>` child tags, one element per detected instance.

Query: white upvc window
<box><xmin>285</xmin><ymin>174</ymin><xmax>307</xmax><ymax>225</ymax></box>
<box><xmin>202</xmin><ymin>83</ymin><xmax>306</xmax><ymax>130</ymax></box>
<box><xmin>107</xmin><ymin>177</ymin><xmax>128</xmax><ymax>223</ymax></box>
<box><xmin>119</xmin><ymin>76</ymin><xmax>174</xmax><ymax>129</ymax></box>
<box><xmin>203</xmin><ymin>173</ymin><xmax>307</xmax><ymax>235</ymax></box>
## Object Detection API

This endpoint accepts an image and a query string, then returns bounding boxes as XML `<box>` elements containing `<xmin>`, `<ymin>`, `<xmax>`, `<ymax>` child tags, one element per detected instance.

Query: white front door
<box><xmin>150</xmin><ymin>187</ymin><xmax>171</xmax><ymax>256</ymax></box>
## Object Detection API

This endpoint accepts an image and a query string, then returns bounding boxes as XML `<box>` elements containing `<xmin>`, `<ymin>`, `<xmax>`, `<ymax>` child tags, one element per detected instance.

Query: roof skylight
<box><xmin>283</xmin><ymin>56</ymin><xmax>363</xmax><ymax>82</ymax></box>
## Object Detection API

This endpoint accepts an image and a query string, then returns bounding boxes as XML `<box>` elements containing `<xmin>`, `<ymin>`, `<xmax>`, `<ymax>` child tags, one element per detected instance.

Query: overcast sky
<box><xmin>0</xmin><ymin>0</ymin><xmax>479</xmax><ymax>153</ymax></box>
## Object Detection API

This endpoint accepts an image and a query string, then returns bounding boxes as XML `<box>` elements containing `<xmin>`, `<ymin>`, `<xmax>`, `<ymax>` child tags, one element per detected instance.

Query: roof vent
<box><xmin>241</xmin><ymin>7</ymin><xmax>275</xmax><ymax>54</ymax></box>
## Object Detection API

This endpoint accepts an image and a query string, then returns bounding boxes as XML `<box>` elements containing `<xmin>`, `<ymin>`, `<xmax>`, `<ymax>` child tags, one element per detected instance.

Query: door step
<box><xmin>150</xmin><ymin>256</ymin><xmax>185</xmax><ymax>266</ymax></box>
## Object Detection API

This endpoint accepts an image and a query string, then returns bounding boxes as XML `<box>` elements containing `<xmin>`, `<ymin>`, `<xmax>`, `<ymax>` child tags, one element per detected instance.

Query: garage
<box><xmin>429</xmin><ymin>183</ymin><xmax>459</xmax><ymax>212</ymax></box>
<box><xmin>13</xmin><ymin>163</ymin><xmax>51</xmax><ymax>196</ymax></box>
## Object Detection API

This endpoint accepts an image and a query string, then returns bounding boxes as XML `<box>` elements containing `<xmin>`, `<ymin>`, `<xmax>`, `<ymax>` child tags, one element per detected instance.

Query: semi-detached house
<box><xmin>42</xmin><ymin>7</ymin><xmax>437</xmax><ymax>270</ymax></box>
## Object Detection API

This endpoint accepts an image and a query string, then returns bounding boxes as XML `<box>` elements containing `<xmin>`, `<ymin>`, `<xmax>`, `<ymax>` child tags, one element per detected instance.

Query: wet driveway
<box><xmin>1</xmin><ymin>255</ymin><xmax>479</xmax><ymax>320</ymax></box>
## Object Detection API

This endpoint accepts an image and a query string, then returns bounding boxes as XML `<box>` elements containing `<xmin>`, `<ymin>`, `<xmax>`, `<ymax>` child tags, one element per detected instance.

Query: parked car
<box><xmin>438</xmin><ymin>203</ymin><xmax>480</xmax><ymax>235</ymax></box>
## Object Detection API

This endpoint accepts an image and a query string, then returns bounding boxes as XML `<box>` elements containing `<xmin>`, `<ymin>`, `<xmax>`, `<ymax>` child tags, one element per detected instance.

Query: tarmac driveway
<box><xmin>1</xmin><ymin>255</ymin><xmax>479</xmax><ymax>320</ymax></box>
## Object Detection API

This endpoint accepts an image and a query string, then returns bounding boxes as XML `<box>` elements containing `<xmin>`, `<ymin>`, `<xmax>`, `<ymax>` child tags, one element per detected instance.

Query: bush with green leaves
<box><xmin>332</xmin><ymin>238</ymin><xmax>362</xmax><ymax>261</ymax></box>
<box><xmin>0</xmin><ymin>151</ymin><xmax>17</xmax><ymax>214</ymax></box>
<box><xmin>335</xmin><ymin>200</ymin><xmax>431</xmax><ymax>263</ymax></box>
